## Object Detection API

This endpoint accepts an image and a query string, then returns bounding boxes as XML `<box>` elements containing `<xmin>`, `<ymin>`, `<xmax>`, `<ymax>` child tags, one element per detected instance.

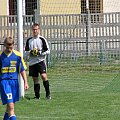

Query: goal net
<box><xmin>0</xmin><ymin>1</ymin><xmax>119</xmax><ymax>119</ymax></box>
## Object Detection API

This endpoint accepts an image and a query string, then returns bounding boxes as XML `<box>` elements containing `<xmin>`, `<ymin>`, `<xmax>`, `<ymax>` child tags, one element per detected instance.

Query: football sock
<box><xmin>43</xmin><ymin>80</ymin><xmax>50</xmax><ymax>97</ymax></box>
<box><xmin>3</xmin><ymin>112</ymin><xmax>9</xmax><ymax>120</ymax></box>
<box><xmin>34</xmin><ymin>84</ymin><xmax>40</xmax><ymax>98</ymax></box>
<box><xmin>9</xmin><ymin>115</ymin><xmax>16</xmax><ymax>120</ymax></box>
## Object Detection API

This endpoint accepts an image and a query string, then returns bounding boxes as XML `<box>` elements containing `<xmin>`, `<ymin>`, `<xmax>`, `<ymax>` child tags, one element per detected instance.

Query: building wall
<box><xmin>39</xmin><ymin>0</ymin><xmax>81</xmax><ymax>15</ymax></box>
<box><xmin>103</xmin><ymin>0</ymin><xmax>120</xmax><ymax>13</ymax></box>
<box><xmin>0</xmin><ymin>0</ymin><xmax>7</xmax><ymax>15</ymax></box>
<box><xmin>39</xmin><ymin>0</ymin><xmax>120</xmax><ymax>14</ymax></box>
<box><xmin>0</xmin><ymin>0</ymin><xmax>120</xmax><ymax>16</ymax></box>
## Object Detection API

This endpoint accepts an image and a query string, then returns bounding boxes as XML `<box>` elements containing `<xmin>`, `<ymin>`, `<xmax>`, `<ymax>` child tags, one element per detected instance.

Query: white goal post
<box><xmin>17</xmin><ymin>0</ymin><xmax>24</xmax><ymax>97</ymax></box>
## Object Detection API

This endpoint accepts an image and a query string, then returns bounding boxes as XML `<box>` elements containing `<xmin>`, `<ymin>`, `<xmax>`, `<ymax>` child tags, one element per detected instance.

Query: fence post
<box><xmin>118</xmin><ymin>13</ymin><xmax>120</xmax><ymax>37</ymax></box>
<box><xmin>99</xmin><ymin>40</ymin><xmax>107</xmax><ymax>65</ymax></box>
<box><xmin>34</xmin><ymin>9</ymin><xmax>39</xmax><ymax>23</ymax></box>
<box><xmin>46</xmin><ymin>42</ymin><xmax>52</xmax><ymax>67</ymax></box>
<box><xmin>86</xmin><ymin>1</ymin><xmax>91</xmax><ymax>56</ymax></box>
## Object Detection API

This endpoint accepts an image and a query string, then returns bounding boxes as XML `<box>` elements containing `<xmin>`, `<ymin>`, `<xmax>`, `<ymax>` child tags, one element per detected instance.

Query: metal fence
<box><xmin>0</xmin><ymin>12</ymin><xmax>120</xmax><ymax>66</ymax></box>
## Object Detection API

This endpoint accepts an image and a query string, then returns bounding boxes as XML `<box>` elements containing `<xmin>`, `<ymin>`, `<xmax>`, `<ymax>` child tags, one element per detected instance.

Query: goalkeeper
<box><xmin>25</xmin><ymin>23</ymin><xmax>51</xmax><ymax>100</ymax></box>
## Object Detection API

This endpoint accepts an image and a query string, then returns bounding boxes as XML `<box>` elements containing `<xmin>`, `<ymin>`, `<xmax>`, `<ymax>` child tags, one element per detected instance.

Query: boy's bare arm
<box><xmin>21</xmin><ymin>70</ymin><xmax>29</xmax><ymax>90</ymax></box>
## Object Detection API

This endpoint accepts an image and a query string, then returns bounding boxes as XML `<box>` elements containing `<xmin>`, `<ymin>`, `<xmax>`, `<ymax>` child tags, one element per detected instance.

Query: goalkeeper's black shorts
<box><xmin>29</xmin><ymin>61</ymin><xmax>46</xmax><ymax>77</ymax></box>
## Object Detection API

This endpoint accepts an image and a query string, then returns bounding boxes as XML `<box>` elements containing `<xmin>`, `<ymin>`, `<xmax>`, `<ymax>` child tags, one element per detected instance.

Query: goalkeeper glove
<box><xmin>30</xmin><ymin>48</ymin><xmax>40</xmax><ymax>56</ymax></box>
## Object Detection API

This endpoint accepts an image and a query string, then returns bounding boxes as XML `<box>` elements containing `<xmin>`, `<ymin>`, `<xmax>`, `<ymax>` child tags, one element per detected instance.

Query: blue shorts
<box><xmin>0</xmin><ymin>79</ymin><xmax>20</xmax><ymax>105</ymax></box>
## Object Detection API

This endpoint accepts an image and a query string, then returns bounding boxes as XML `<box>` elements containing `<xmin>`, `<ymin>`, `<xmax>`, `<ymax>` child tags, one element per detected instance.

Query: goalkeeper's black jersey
<box><xmin>25</xmin><ymin>35</ymin><xmax>50</xmax><ymax>66</ymax></box>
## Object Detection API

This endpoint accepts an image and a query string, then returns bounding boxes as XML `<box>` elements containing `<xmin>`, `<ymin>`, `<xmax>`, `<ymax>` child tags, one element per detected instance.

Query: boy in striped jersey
<box><xmin>25</xmin><ymin>23</ymin><xmax>51</xmax><ymax>100</ymax></box>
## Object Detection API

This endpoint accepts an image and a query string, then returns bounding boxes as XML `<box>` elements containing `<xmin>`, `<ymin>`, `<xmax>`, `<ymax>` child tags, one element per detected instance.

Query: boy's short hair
<box><xmin>4</xmin><ymin>37</ymin><xmax>14</xmax><ymax>46</ymax></box>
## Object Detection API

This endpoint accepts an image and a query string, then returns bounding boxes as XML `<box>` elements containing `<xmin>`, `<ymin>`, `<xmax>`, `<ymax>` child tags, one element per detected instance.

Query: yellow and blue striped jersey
<box><xmin>0</xmin><ymin>50</ymin><xmax>27</xmax><ymax>80</ymax></box>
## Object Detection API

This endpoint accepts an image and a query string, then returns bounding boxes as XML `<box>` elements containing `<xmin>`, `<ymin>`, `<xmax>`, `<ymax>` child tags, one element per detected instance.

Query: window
<box><xmin>9</xmin><ymin>0</ymin><xmax>17</xmax><ymax>15</ymax></box>
<box><xmin>81</xmin><ymin>0</ymin><xmax>103</xmax><ymax>23</ymax></box>
<box><xmin>9</xmin><ymin>0</ymin><xmax>37</xmax><ymax>23</ymax></box>
<box><xmin>81</xmin><ymin>0</ymin><xmax>103</xmax><ymax>14</ymax></box>
<box><xmin>9</xmin><ymin>0</ymin><xmax>37</xmax><ymax>15</ymax></box>
<box><xmin>25</xmin><ymin>0</ymin><xmax>37</xmax><ymax>15</ymax></box>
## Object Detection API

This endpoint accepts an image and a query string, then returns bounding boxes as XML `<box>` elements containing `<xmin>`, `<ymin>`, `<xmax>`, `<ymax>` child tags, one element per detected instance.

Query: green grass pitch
<box><xmin>0</xmin><ymin>63</ymin><xmax>120</xmax><ymax>120</ymax></box>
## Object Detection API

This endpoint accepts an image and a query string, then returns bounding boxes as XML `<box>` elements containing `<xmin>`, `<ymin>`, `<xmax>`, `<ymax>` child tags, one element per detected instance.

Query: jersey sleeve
<box><xmin>0</xmin><ymin>51</ymin><xmax>3</xmax><ymax>74</ymax></box>
<box><xmin>0</xmin><ymin>55</ymin><xmax>2</xmax><ymax>75</ymax></box>
<box><xmin>20</xmin><ymin>57</ymin><xmax>27</xmax><ymax>72</ymax></box>
<box><xmin>40</xmin><ymin>37</ymin><xmax>50</xmax><ymax>55</ymax></box>
<box><xmin>13</xmin><ymin>50</ymin><xmax>27</xmax><ymax>72</ymax></box>
<box><xmin>25</xmin><ymin>37</ymin><xmax>32</xmax><ymax>51</ymax></box>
